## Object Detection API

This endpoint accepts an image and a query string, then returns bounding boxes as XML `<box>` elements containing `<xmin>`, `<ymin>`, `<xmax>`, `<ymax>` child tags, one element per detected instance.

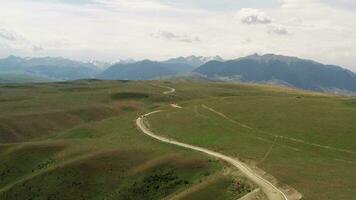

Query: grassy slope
<box><xmin>0</xmin><ymin>80</ymin><xmax>247</xmax><ymax>200</ymax></box>
<box><xmin>149</xmin><ymin>82</ymin><xmax>356</xmax><ymax>200</ymax></box>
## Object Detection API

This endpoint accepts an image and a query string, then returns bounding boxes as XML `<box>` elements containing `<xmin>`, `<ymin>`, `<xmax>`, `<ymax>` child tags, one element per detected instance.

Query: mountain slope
<box><xmin>164</xmin><ymin>55</ymin><xmax>224</xmax><ymax>67</ymax></box>
<box><xmin>195</xmin><ymin>54</ymin><xmax>356</xmax><ymax>93</ymax></box>
<box><xmin>0</xmin><ymin>55</ymin><xmax>27</xmax><ymax>72</ymax></box>
<box><xmin>98</xmin><ymin>60</ymin><xmax>194</xmax><ymax>80</ymax></box>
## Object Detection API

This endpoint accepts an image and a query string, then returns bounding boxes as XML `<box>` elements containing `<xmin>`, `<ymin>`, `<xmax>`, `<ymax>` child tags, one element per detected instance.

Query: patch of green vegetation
<box><xmin>59</xmin><ymin>87</ymin><xmax>107</xmax><ymax>92</ymax></box>
<box><xmin>0</xmin><ymin>105</ymin><xmax>120</xmax><ymax>143</ymax></box>
<box><xmin>343</xmin><ymin>99</ymin><xmax>356</xmax><ymax>107</ymax></box>
<box><xmin>58</xmin><ymin>127</ymin><xmax>97</xmax><ymax>139</ymax></box>
<box><xmin>0</xmin><ymin>143</ymin><xmax>65</xmax><ymax>189</ymax></box>
<box><xmin>171</xmin><ymin>172</ymin><xmax>252</xmax><ymax>200</ymax></box>
<box><xmin>114</xmin><ymin>168</ymin><xmax>191</xmax><ymax>200</ymax></box>
<box><xmin>0</xmin><ymin>96</ymin><xmax>31</xmax><ymax>102</ymax></box>
<box><xmin>111</xmin><ymin>92</ymin><xmax>149</xmax><ymax>100</ymax></box>
<box><xmin>116</xmin><ymin>80</ymin><xmax>131</xmax><ymax>83</ymax></box>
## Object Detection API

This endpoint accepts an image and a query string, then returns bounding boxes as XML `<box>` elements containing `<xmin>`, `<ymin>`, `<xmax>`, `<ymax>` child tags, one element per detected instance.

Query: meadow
<box><xmin>149</xmin><ymin>82</ymin><xmax>356</xmax><ymax>199</ymax></box>
<box><xmin>2</xmin><ymin>80</ymin><xmax>356</xmax><ymax>199</ymax></box>
<box><xmin>0</xmin><ymin>80</ymin><xmax>252</xmax><ymax>200</ymax></box>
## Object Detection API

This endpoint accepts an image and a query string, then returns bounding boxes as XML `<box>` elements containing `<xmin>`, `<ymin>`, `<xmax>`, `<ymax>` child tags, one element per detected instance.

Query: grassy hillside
<box><xmin>148</xmin><ymin>82</ymin><xmax>356</xmax><ymax>199</ymax></box>
<box><xmin>2</xmin><ymin>80</ymin><xmax>355</xmax><ymax>199</ymax></box>
<box><xmin>0</xmin><ymin>80</ymin><xmax>251</xmax><ymax>200</ymax></box>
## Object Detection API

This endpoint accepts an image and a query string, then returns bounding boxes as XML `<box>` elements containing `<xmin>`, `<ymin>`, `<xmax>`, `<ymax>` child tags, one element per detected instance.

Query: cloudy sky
<box><xmin>0</xmin><ymin>0</ymin><xmax>355</xmax><ymax>70</ymax></box>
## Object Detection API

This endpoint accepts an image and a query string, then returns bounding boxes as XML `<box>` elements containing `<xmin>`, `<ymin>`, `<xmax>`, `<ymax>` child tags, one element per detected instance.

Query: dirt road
<box><xmin>158</xmin><ymin>85</ymin><xmax>176</xmax><ymax>94</ymax></box>
<box><xmin>136</xmin><ymin>85</ymin><xmax>290</xmax><ymax>200</ymax></box>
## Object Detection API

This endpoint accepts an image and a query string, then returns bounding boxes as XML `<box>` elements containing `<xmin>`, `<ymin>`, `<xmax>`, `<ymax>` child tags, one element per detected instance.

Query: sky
<box><xmin>0</xmin><ymin>0</ymin><xmax>355</xmax><ymax>70</ymax></box>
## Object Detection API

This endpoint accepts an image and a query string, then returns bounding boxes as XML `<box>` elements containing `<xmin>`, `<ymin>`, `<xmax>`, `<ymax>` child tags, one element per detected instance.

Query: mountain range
<box><xmin>97</xmin><ymin>56</ymin><xmax>225</xmax><ymax>80</ymax></box>
<box><xmin>195</xmin><ymin>54</ymin><xmax>356</xmax><ymax>94</ymax></box>
<box><xmin>164</xmin><ymin>55</ymin><xmax>224</xmax><ymax>67</ymax></box>
<box><xmin>0</xmin><ymin>56</ymin><xmax>99</xmax><ymax>80</ymax></box>
<box><xmin>97</xmin><ymin>60</ymin><xmax>195</xmax><ymax>80</ymax></box>
<box><xmin>0</xmin><ymin>54</ymin><xmax>356</xmax><ymax>95</ymax></box>
<box><xmin>0</xmin><ymin>55</ymin><xmax>219</xmax><ymax>82</ymax></box>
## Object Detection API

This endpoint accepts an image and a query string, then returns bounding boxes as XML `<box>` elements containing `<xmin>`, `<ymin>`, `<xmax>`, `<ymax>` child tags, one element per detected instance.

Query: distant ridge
<box><xmin>98</xmin><ymin>56</ymin><xmax>224</xmax><ymax>80</ymax></box>
<box><xmin>0</xmin><ymin>56</ymin><xmax>99</xmax><ymax>80</ymax></box>
<box><xmin>1</xmin><ymin>54</ymin><xmax>356</xmax><ymax>95</ymax></box>
<box><xmin>164</xmin><ymin>55</ymin><xmax>224</xmax><ymax>67</ymax></box>
<box><xmin>195</xmin><ymin>54</ymin><xmax>356</xmax><ymax>94</ymax></box>
<box><xmin>97</xmin><ymin>60</ymin><xmax>193</xmax><ymax>80</ymax></box>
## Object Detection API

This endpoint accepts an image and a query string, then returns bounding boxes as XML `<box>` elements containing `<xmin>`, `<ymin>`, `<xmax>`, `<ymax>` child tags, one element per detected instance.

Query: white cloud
<box><xmin>32</xmin><ymin>45</ymin><xmax>44</xmax><ymax>52</ymax></box>
<box><xmin>279</xmin><ymin>0</ymin><xmax>316</xmax><ymax>9</ymax></box>
<box><xmin>237</xmin><ymin>8</ymin><xmax>272</xmax><ymax>24</ymax></box>
<box><xmin>286</xmin><ymin>17</ymin><xmax>303</xmax><ymax>26</ymax></box>
<box><xmin>0</xmin><ymin>29</ymin><xmax>17</xmax><ymax>41</ymax></box>
<box><xmin>268</xmin><ymin>24</ymin><xmax>290</xmax><ymax>35</ymax></box>
<box><xmin>0</xmin><ymin>27</ymin><xmax>40</xmax><ymax>53</ymax></box>
<box><xmin>152</xmin><ymin>31</ymin><xmax>201</xmax><ymax>43</ymax></box>
<box><xmin>94</xmin><ymin>0</ymin><xmax>172</xmax><ymax>12</ymax></box>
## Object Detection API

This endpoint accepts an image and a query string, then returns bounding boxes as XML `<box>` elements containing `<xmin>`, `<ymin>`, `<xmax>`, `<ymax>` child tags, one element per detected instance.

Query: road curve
<box><xmin>136</xmin><ymin>86</ymin><xmax>289</xmax><ymax>200</ymax></box>
<box><xmin>160</xmin><ymin>85</ymin><xmax>176</xmax><ymax>94</ymax></box>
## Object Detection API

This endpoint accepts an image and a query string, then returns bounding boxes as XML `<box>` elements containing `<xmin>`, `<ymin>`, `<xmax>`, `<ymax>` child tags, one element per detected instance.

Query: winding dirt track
<box><xmin>136</xmin><ymin>86</ymin><xmax>289</xmax><ymax>200</ymax></box>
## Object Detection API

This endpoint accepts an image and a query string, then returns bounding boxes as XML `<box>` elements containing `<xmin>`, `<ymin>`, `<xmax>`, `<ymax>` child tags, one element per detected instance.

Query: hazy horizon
<box><xmin>2</xmin><ymin>53</ymin><xmax>356</xmax><ymax>74</ymax></box>
<box><xmin>1</xmin><ymin>0</ymin><xmax>355</xmax><ymax>70</ymax></box>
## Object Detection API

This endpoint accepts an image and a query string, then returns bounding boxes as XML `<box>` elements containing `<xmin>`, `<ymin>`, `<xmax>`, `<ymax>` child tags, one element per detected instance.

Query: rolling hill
<box><xmin>0</xmin><ymin>80</ymin><xmax>252</xmax><ymax>200</ymax></box>
<box><xmin>1</xmin><ymin>80</ymin><xmax>356</xmax><ymax>199</ymax></box>
<box><xmin>195</xmin><ymin>54</ymin><xmax>356</xmax><ymax>94</ymax></box>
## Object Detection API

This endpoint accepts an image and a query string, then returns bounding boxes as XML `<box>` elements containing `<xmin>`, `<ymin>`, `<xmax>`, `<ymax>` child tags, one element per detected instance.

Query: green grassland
<box><xmin>149</xmin><ymin>82</ymin><xmax>356</xmax><ymax>199</ymax></box>
<box><xmin>2</xmin><ymin>80</ymin><xmax>356</xmax><ymax>200</ymax></box>
<box><xmin>0</xmin><ymin>80</ymin><xmax>250</xmax><ymax>200</ymax></box>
